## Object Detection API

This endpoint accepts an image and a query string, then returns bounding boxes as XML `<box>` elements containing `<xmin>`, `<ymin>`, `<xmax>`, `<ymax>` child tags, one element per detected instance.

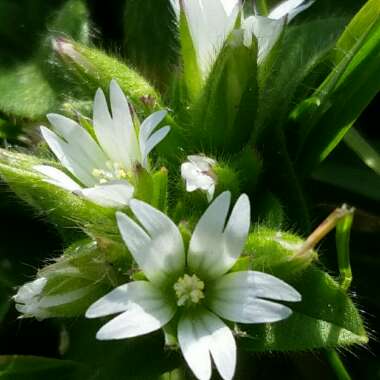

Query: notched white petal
<box><xmin>188</xmin><ymin>192</ymin><xmax>250</xmax><ymax>280</ymax></box>
<box><xmin>86</xmin><ymin>281</ymin><xmax>166</xmax><ymax>318</ymax></box>
<box><xmin>93</xmin><ymin>283</ymin><xmax>175</xmax><ymax>340</ymax></box>
<box><xmin>178</xmin><ymin>312</ymin><xmax>212</xmax><ymax>380</ymax></box>
<box><xmin>116</xmin><ymin>203</ymin><xmax>185</xmax><ymax>285</ymax></box>
<box><xmin>178</xmin><ymin>308</ymin><xmax>236</xmax><ymax>380</ymax></box>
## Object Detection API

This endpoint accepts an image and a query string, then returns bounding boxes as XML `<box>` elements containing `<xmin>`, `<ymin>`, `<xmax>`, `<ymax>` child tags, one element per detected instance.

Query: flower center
<box><xmin>174</xmin><ymin>274</ymin><xmax>205</xmax><ymax>307</ymax></box>
<box><xmin>92</xmin><ymin>161</ymin><xmax>128</xmax><ymax>184</ymax></box>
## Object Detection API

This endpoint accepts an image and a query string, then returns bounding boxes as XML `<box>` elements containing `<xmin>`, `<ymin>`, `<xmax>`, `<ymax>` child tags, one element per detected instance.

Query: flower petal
<box><xmin>140</xmin><ymin>126</ymin><xmax>170</xmax><ymax>168</ymax></box>
<box><xmin>46</xmin><ymin>113</ymin><xmax>108</xmax><ymax>172</ymax></box>
<box><xmin>93</xmin><ymin>81</ymin><xmax>140</xmax><ymax>168</ymax></box>
<box><xmin>268</xmin><ymin>0</ymin><xmax>313</xmax><ymax>20</ymax></box>
<box><xmin>94</xmin><ymin>283</ymin><xmax>175</xmax><ymax>340</ymax></box>
<box><xmin>41</xmin><ymin>126</ymin><xmax>101</xmax><ymax>187</ymax></box>
<box><xmin>139</xmin><ymin>110</ymin><xmax>167</xmax><ymax>147</ymax></box>
<box><xmin>116</xmin><ymin>200</ymin><xmax>185</xmax><ymax>285</ymax></box>
<box><xmin>208</xmin><ymin>270</ymin><xmax>301</xmax><ymax>303</ymax></box>
<box><xmin>207</xmin><ymin>271</ymin><xmax>300</xmax><ymax>324</ymax></box>
<box><xmin>243</xmin><ymin>16</ymin><xmax>285</xmax><ymax>64</ymax></box>
<box><xmin>182</xmin><ymin>0</ymin><xmax>239</xmax><ymax>78</ymax></box>
<box><xmin>34</xmin><ymin>165</ymin><xmax>81</xmax><ymax>192</ymax></box>
<box><xmin>86</xmin><ymin>281</ymin><xmax>171</xmax><ymax>318</ymax></box>
<box><xmin>209</xmin><ymin>297</ymin><xmax>293</xmax><ymax>324</ymax></box>
<box><xmin>178</xmin><ymin>308</ymin><xmax>236</xmax><ymax>380</ymax></box>
<box><xmin>188</xmin><ymin>192</ymin><xmax>250</xmax><ymax>280</ymax></box>
<box><xmin>178</xmin><ymin>312</ymin><xmax>212</xmax><ymax>380</ymax></box>
<box><xmin>76</xmin><ymin>180</ymin><xmax>134</xmax><ymax>208</ymax></box>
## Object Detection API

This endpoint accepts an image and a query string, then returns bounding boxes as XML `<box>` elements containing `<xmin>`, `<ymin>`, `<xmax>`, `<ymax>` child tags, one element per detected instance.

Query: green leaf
<box><xmin>191</xmin><ymin>31</ymin><xmax>258</xmax><ymax>153</ymax></box>
<box><xmin>0</xmin><ymin>62</ymin><xmax>57</xmax><ymax>119</ymax></box>
<box><xmin>0</xmin><ymin>356</ymin><xmax>91</xmax><ymax>380</ymax></box>
<box><xmin>242</xmin><ymin>266</ymin><xmax>368</xmax><ymax>351</ymax></box>
<box><xmin>178</xmin><ymin>6</ymin><xmax>203</xmax><ymax>100</ymax></box>
<box><xmin>123</xmin><ymin>0</ymin><xmax>179</xmax><ymax>90</ymax></box>
<box><xmin>294</xmin><ymin>0</ymin><xmax>380</xmax><ymax>173</ymax></box>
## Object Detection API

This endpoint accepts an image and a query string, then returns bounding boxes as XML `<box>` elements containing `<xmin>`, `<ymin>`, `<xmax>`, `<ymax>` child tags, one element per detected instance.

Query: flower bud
<box><xmin>244</xmin><ymin>227</ymin><xmax>318</xmax><ymax>277</ymax></box>
<box><xmin>13</xmin><ymin>240</ymin><xmax>123</xmax><ymax>319</ymax></box>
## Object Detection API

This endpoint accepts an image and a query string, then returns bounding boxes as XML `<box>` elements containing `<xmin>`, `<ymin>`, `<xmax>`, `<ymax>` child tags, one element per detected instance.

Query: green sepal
<box><xmin>242</xmin><ymin>266</ymin><xmax>368</xmax><ymax>352</ymax></box>
<box><xmin>191</xmin><ymin>30</ymin><xmax>258</xmax><ymax>153</ymax></box>
<box><xmin>151</xmin><ymin>167</ymin><xmax>169</xmax><ymax>212</ymax></box>
<box><xmin>179</xmin><ymin>4</ymin><xmax>203</xmax><ymax>100</ymax></box>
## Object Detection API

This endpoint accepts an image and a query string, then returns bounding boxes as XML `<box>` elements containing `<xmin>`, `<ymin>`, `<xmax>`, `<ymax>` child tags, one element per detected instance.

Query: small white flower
<box><xmin>86</xmin><ymin>192</ymin><xmax>301</xmax><ymax>380</ymax></box>
<box><xmin>35</xmin><ymin>80</ymin><xmax>170</xmax><ymax>208</ymax></box>
<box><xmin>181</xmin><ymin>155</ymin><xmax>216</xmax><ymax>201</ymax></box>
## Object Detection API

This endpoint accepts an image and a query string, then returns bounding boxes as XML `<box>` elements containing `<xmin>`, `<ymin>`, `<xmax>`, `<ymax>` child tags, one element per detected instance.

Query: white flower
<box><xmin>181</xmin><ymin>155</ymin><xmax>216</xmax><ymax>201</ymax></box>
<box><xmin>174</xmin><ymin>0</ymin><xmax>314</xmax><ymax>75</ymax></box>
<box><xmin>34</xmin><ymin>80</ymin><xmax>170</xmax><ymax>208</ymax></box>
<box><xmin>86</xmin><ymin>192</ymin><xmax>301</xmax><ymax>380</ymax></box>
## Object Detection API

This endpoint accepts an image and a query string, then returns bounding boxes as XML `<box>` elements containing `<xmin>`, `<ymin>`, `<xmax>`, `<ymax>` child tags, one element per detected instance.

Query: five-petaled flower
<box><xmin>181</xmin><ymin>154</ymin><xmax>216</xmax><ymax>201</ymax></box>
<box><xmin>35</xmin><ymin>80</ymin><xmax>170</xmax><ymax>208</ymax></box>
<box><xmin>86</xmin><ymin>191</ymin><xmax>301</xmax><ymax>380</ymax></box>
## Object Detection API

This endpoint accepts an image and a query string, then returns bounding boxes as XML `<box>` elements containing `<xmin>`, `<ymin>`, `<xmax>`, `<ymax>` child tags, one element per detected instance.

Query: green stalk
<box><xmin>336</xmin><ymin>206</ymin><xmax>354</xmax><ymax>290</ymax></box>
<box><xmin>255</xmin><ymin>0</ymin><xmax>269</xmax><ymax>16</ymax></box>
<box><xmin>325</xmin><ymin>350</ymin><xmax>352</xmax><ymax>380</ymax></box>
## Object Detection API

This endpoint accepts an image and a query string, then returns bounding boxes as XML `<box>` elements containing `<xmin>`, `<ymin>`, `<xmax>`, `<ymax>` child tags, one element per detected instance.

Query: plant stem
<box><xmin>325</xmin><ymin>350</ymin><xmax>352</xmax><ymax>380</ymax></box>
<box><xmin>295</xmin><ymin>205</ymin><xmax>353</xmax><ymax>259</ymax></box>
<box><xmin>336</xmin><ymin>206</ymin><xmax>354</xmax><ymax>290</ymax></box>
<box><xmin>255</xmin><ymin>0</ymin><xmax>269</xmax><ymax>16</ymax></box>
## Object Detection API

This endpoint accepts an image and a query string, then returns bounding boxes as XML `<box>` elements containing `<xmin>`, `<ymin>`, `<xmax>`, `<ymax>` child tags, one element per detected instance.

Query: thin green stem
<box><xmin>255</xmin><ymin>0</ymin><xmax>269</xmax><ymax>16</ymax></box>
<box><xmin>336</xmin><ymin>205</ymin><xmax>354</xmax><ymax>290</ymax></box>
<box><xmin>325</xmin><ymin>350</ymin><xmax>352</xmax><ymax>380</ymax></box>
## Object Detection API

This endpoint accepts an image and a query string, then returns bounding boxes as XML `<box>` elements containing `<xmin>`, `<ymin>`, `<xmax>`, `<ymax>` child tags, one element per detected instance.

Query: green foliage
<box><xmin>293</xmin><ymin>0</ymin><xmax>380</xmax><ymax>173</ymax></box>
<box><xmin>0</xmin><ymin>0</ymin><xmax>377</xmax><ymax>378</ymax></box>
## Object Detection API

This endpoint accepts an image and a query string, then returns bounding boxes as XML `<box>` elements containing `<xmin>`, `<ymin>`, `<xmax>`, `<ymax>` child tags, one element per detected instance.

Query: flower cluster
<box><xmin>11</xmin><ymin>1</ymin><xmax>319</xmax><ymax>378</ymax></box>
